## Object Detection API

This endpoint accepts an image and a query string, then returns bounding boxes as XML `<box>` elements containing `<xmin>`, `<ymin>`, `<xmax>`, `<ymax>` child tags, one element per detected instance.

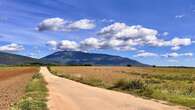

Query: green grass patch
<box><xmin>11</xmin><ymin>73</ymin><xmax>48</xmax><ymax>110</ymax></box>
<box><xmin>110</xmin><ymin>74</ymin><xmax>195</xmax><ymax>108</ymax></box>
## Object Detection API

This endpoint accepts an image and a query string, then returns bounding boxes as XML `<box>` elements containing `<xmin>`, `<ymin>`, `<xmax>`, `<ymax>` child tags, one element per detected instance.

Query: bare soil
<box><xmin>0</xmin><ymin>67</ymin><xmax>39</xmax><ymax>110</ymax></box>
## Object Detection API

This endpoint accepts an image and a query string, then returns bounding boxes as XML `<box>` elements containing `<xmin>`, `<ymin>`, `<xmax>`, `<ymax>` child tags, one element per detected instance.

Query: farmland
<box><xmin>0</xmin><ymin>67</ymin><xmax>39</xmax><ymax>110</ymax></box>
<box><xmin>50</xmin><ymin>66</ymin><xmax>195</xmax><ymax>108</ymax></box>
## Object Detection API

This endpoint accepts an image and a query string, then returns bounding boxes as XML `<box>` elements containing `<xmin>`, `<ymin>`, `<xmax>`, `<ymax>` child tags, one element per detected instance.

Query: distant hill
<box><xmin>0</xmin><ymin>51</ymin><xmax>148</xmax><ymax>66</ymax></box>
<box><xmin>0</xmin><ymin>52</ymin><xmax>37</xmax><ymax>65</ymax></box>
<box><xmin>41</xmin><ymin>51</ymin><xmax>148</xmax><ymax>66</ymax></box>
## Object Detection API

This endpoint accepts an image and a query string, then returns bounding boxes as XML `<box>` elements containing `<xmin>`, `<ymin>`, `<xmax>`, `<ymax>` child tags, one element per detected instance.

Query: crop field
<box><xmin>50</xmin><ymin>66</ymin><xmax>195</xmax><ymax>108</ymax></box>
<box><xmin>0</xmin><ymin>67</ymin><xmax>39</xmax><ymax>110</ymax></box>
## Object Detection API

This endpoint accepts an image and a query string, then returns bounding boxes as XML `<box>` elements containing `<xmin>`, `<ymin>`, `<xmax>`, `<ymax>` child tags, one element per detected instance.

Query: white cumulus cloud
<box><xmin>47</xmin><ymin>40</ymin><xmax>80</xmax><ymax>51</ymax></box>
<box><xmin>80</xmin><ymin>37</ymin><xmax>102</xmax><ymax>49</ymax></box>
<box><xmin>0</xmin><ymin>43</ymin><xmax>24</xmax><ymax>52</ymax></box>
<box><xmin>37</xmin><ymin>18</ymin><xmax>96</xmax><ymax>32</ymax></box>
<box><xmin>162</xmin><ymin>32</ymin><xmax>169</xmax><ymax>36</ymax></box>
<box><xmin>46</xmin><ymin>22</ymin><xmax>194</xmax><ymax>52</ymax></box>
<box><xmin>171</xmin><ymin>46</ymin><xmax>181</xmax><ymax>51</ymax></box>
<box><xmin>175</xmin><ymin>15</ymin><xmax>185</xmax><ymax>19</ymax></box>
<box><xmin>97</xmin><ymin>22</ymin><xmax>193</xmax><ymax>50</ymax></box>
<box><xmin>68</xmin><ymin>19</ymin><xmax>96</xmax><ymax>30</ymax></box>
<box><xmin>162</xmin><ymin>52</ymin><xmax>193</xmax><ymax>58</ymax></box>
<box><xmin>171</xmin><ymin>37</ymin><xmax>192</xmax><ymax>47</ymax></box>
<box><xmin>47</xmin><ymin>40</ymin><xmax>58</xmax><ymax>47</ymax></box>
<box><xmin>134</xmin><ymin>51</ymin><xmax>158</xmax><ymax>57</ymax></box>
<box><xmin>99</xmin><ymin>23</ymin><xmax>158</xmax><ymax>40</ymax></box>
<box><xmin>170</xmin><ymin>37</ymin><xmax>192</xmax><ymax>51</ymax></box>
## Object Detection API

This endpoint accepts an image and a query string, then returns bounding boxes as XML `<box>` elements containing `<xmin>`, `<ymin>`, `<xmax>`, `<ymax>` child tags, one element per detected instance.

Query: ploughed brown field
<box><xmin>0</xmin><ymin>67</ymin><xmax>39</xmax><ymax>110</ymax></box>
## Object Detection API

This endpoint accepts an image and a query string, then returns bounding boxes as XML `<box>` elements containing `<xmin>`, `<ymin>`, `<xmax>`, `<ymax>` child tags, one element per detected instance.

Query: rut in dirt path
<box><xmin>40</xmin><ymin>67</ymin><xmax>185</xmax><ymax>110</ymax></box>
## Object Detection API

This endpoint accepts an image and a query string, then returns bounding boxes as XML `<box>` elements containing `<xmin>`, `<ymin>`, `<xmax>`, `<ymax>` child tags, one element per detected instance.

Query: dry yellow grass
<box><xmin>50</xmin><ymin>66</ymin><xmax>195</xmax><ymax>83</ymax></box>
<box><xmin>51</xmin><ymin>66</ymin><xmax>130</xmax><ymax>83</ymax></box>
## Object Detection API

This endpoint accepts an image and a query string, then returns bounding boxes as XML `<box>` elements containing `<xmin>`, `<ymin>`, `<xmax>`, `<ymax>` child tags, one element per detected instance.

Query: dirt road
<box><xmin>40</xmin><ymin>67</ymin><xmax>185</xmax><ymax>110</ymax></box>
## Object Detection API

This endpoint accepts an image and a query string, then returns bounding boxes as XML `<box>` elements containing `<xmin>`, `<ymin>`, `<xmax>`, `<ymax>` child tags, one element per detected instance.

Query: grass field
<box><xmin>50</xmin><ymin>66</ymin><xmax>195</xmax><ymax>109</ymax></box>
<box><xmin>0</xmin><ymin>67</ymin><xmax>39</xmax><ymax>110</ymax></box>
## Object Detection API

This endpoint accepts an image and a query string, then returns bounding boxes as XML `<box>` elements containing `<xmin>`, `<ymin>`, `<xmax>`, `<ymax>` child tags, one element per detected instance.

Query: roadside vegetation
<box><xmin>49</xmin><ymin>66</ymin><xmax>195</xmax><ymax>109</ymax></box>
<box><xmin>11</xmin><ymin>73</ymin><xmax>48</xmax><ymax>110</ymax></box>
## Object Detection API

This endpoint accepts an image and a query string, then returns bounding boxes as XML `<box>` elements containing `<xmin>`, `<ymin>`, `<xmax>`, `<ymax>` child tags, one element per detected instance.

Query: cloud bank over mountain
<box><xmin>45</xmin><ymin>21</ymin><xmax>194</xmax><ymax>59</ymax></box>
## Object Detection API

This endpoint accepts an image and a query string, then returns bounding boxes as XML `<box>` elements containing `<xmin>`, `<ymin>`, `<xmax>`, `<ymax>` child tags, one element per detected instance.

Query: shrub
<box><xmin>113</xmin><ymin>79</ymin><xmax>146</xmax><ymax>90</ymax></box>
<box><xmin>82</xmin><ymin>78</ymin><xmax>104</xmax><ymax>87</ymax></box>
<box><xmin>138</xmin><ymin>86</ymin><xmax>154</xmax><ymax>97</ymax></box>
<box><xmin>32</xmin><ymin>73</ymin><xmax>43</xmax><ymax>79</ymax></box>
<box><xmin>129</xmin><ymin>80</ymin><xmax>145</xmax><ymax>90</ymax></box>
<box><xmin>184</xmin><ymin>86</ymin><xmax>194</xmax><ymax>96</ymax></box>
<box><xmin>152</xmin><ymin>65</ymin><xmax>156</xmax><ymax>68</ymax></box>
<box><xmin>113</xmin><ymin>79</ymin><xmax>128</xmax><ymax>89</ymax></box>
<box><xmin>13</xmin><ymin>97</ymin><xmax>47</xmax><ymax>110</ymax></box>
<box><xmin>126</xmin><ymin>64</ymin><xmax>132</xmax><ymax>67</ymax></box>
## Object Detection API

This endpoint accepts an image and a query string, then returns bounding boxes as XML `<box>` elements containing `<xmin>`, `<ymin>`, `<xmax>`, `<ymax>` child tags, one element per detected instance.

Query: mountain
<box><xmin>41</xmin><ymin>51</ymin><xmax>148</xmax><ymax>66</ymax></box>
<box><xmin>0</xmin><ymin>52</ymin><xmax>37</xmax><ymax>65</ymax></box>
<box><xmin>0</xmin><ymin>51</ymin><xmax>148</xmax><ymax>66</ymax></box>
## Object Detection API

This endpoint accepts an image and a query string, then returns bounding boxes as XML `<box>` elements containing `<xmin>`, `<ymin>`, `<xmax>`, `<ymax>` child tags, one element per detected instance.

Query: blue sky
<box><xmin>0</xmin><ymin>0</ymin><xmax>195</xmax><ymax>66</ymax></box>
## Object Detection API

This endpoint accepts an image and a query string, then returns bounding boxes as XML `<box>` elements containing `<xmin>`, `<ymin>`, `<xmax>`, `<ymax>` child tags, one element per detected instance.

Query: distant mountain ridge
<box><xmin>0</xmin><ymin>51</ymin><xmax>148</xmax><ymax>66</ymax></box>
<box><xmin>0</xmin><ymin>52</ymin><xmax>37</xmax><ymax>65</ymax></box>
<box><xmin>41</xmin><ymin>51</ymin><xmax>148</xmax><ymax>66</ymax></box>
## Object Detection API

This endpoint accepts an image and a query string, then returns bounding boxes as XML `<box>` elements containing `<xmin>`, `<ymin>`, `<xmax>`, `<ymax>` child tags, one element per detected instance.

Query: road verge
<box><xmin>11</xmin><ymin>73</ymin><xmax>48</xmax><ymax>110</ymax></box>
